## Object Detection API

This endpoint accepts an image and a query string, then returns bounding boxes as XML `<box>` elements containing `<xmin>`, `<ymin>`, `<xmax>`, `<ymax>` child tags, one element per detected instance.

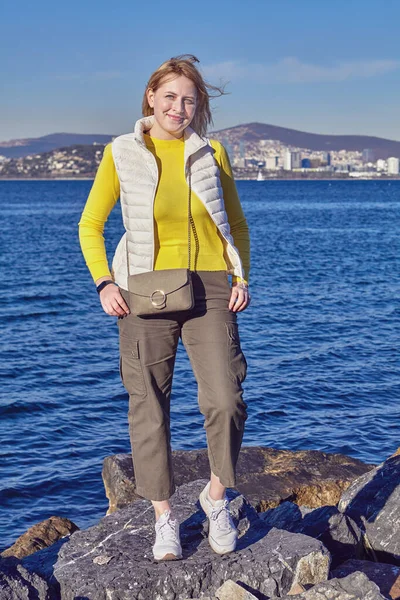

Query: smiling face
<box><xmin>146</xmin><ymin>75</ymin><xmax>198</xmax><ymax>140</ymax></box>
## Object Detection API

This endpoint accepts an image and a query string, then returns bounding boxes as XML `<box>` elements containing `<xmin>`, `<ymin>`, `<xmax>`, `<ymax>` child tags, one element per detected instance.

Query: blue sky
<box><xmin>1</xmin><ymin>0</ymin><xmax>400</xmax><ymax>141</ymax></box>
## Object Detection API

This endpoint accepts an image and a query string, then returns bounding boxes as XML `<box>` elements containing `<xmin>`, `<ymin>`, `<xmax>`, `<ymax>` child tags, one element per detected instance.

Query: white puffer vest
<box><xmin>111</xmin><ymin>115</ymin><xmax>245</xmax><ymax>290</ymax></box>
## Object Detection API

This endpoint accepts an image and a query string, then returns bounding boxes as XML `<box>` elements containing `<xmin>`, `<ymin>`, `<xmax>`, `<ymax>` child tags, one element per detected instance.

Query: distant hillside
<box><xmin>210</xmin><ymin>122</ymin><xmax>400</xmax><ymax>159</ymax></box>
<box><xmin>1</xmin><ymin>143</ymin><xmax>399</xmax><ymax>180</ymax></box>
<box><xmin>0</xmin><ymin>143</ymin><xmax>105</xmax><ymax>178</ymax></box>
<box><xmin>2</xmin><ymin>124</ymin><xmax>400</xmax><ymax>160</ymax></box>
<box><xmin>0</xmin><ymin>133</ymin><xmax>114</xmax><ymax>159</ymax></box>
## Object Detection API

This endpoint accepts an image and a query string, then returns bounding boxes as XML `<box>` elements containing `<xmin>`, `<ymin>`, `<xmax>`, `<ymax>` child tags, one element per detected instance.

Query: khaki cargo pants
<box><xmin>117</xmin><ymin>270</ymin><xmax>248</xmax><ymax>501</ymax></box>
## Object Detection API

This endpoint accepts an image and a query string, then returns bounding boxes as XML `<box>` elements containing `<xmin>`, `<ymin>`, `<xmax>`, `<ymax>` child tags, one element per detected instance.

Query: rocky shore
<box><xmin>1</xmin><ymin>446</ymin><xmax>399</xmax><ymax>599</ymax></box>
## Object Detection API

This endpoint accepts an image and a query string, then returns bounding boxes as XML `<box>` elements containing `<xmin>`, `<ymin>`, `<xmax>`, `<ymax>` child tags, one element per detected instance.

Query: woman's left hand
<box><xmin>229</xmin><ymin>282</ymin><xmax>251</xmax><ymax>312</ymax></box>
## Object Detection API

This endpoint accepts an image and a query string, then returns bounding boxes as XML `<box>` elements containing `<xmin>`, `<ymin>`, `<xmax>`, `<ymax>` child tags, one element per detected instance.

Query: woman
<box><xmin>78</xmin><ymin>54</ymin><xmax>250</xmax><ymax>561</ymax></box>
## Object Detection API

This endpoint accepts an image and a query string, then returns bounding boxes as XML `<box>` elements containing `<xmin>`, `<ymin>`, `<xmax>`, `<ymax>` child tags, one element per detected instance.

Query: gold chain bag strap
<box><xmin>126</xmin><ymin>156</ymin><xmax>195</xmax><ymax>316</ymax></box>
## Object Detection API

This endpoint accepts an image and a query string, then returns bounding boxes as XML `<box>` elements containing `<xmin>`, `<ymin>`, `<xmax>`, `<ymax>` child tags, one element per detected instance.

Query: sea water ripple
<box><xmin>0</xmin><ymin>179</ymin><xmax>399</xmax><ymax>549</ymax></box>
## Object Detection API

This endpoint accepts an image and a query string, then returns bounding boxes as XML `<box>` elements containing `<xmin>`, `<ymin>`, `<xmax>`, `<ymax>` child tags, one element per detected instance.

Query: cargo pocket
<box><xmin>225</xmin><ymin>322</ymin><xmax>248</xmax><ymax>385</ymax></box>
<box><xmin>119</xmin><ymin>336</ymin><xmax>147</xmax><ymax>397</ymax></box>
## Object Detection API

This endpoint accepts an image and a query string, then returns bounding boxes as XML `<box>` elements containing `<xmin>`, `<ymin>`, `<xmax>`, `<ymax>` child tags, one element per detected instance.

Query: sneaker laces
<box><xmin>156</xmin><ymin>513</ymin><xmax>179</xmax><ymax>542</ymax></box>
<box><xmin>209</xmin><ymin>499</ymin><xmax>234</xmax><ymax>532</ymax></box>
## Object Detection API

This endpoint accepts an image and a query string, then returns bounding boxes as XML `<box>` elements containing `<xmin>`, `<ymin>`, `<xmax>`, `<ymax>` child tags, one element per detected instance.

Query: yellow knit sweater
<box><xmin>78</xmin><ymin>135</ymin><xmax>250</xmax><ymax>284</ymax></box>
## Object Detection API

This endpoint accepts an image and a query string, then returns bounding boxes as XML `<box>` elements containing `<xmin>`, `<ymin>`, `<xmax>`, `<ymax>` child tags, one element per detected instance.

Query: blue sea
<box><xmin>1</xmin><ymin>180</ymin><xmax>399</xmax><ymax>551</ymax></box>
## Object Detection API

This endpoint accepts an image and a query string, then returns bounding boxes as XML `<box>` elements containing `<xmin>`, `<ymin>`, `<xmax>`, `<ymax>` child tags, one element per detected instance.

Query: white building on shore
<box><xmin>283</xmin><ymin>151</ymin><xmax>301</xmax><ymax>170</ymax></box>
<box><xmin>376</xmin><ymin>159</ymin><xmax>386</xmax><ymax>171</ymax></box>
<box><xmin>283</xmin><ymin>150</ymin><xmax>292</xmax><ymax>170</ymax></box>
<box><xmin>265</xmin><ymin>156</ymin><xmax>279</xmax><ymax>169</ymax></box>
<box><xmin>387</xmin><ymin>157</ymin><xmax>400</xmax><ymax>175</ymax></box>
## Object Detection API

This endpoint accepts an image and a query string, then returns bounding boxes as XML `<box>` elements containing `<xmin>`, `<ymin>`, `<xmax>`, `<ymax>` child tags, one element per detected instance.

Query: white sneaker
<box><xmin>199</xmin><ymin>481</ymin><xmax>238</xmax><ymax>555</ymax></box>
<box><xmin>152</xmin><ymin>509</ymin><xmax>183</xmax><ymax>561</ymax></box>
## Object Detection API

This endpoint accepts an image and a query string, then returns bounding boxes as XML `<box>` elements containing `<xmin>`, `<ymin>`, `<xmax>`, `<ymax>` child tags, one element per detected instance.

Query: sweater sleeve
<box><xmin>78</xmin><ymin>144</ymin><xmax>120</xmax><ymax>283</ymax></box>
<box><xmin>210</xmin><ymin>140</ymin><xmax>250</xmax><ymax>284</ymax></box>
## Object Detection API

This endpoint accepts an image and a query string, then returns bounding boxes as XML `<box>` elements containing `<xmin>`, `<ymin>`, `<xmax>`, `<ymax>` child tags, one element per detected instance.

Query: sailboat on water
<box><xmin>257</xmin><ymin>169</ymin><xmax>264</xmax><ymax>181</ymax></box>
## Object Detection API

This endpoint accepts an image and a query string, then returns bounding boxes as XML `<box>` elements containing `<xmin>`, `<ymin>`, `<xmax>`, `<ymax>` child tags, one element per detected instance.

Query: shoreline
<box><xmin>0</xmin><ymin>177</ymin><xmax>94</xmax><ymax>181</ymax></box>
<box><xmin>1</xmin><ymin>176</ymin><xmax>400</xmax><ymax>182</ymax></box>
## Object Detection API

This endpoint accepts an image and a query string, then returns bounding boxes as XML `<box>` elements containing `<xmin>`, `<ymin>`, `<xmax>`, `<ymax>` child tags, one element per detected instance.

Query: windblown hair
<box><xmin>142</xmin><ymin>54</ymin><xmax>227</xmax><ymax>138</ymax></box>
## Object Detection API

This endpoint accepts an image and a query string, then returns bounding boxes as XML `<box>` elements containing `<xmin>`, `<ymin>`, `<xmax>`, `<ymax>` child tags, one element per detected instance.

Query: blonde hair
<box><xmin>142</xmin><ymin>54</ymin><xmax>227</xmax><ymax>138</ymax></box>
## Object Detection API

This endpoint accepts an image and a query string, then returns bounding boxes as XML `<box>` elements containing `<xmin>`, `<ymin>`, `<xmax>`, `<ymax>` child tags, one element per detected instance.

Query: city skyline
<box><xmin>2</xmin><ymin>0</ymin><xmax>400</xmax><ymax>141</ymax></box>
<box><xmin>2</xmin><ymin>126</ymin><xmax>399</xmax><ymax>179</ymax></box>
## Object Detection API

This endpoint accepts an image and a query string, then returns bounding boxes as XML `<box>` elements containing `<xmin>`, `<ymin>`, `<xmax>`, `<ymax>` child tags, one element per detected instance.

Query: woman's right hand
<box><xmin>99</xmin><ymin>284</ymin><xmax>130</xmax><ymax>317</ymax></box>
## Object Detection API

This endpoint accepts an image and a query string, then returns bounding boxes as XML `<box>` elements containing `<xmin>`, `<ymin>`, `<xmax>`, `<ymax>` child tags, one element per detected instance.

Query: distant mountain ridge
<box><xmin>1</xmin><ymin>124</ymin><xmax>400</xmax><ymax>159</ymax></box>
<box><xmin>210</xmin><ymin>123</ymin><xmax>400</xmax><ymax>159</ymax></box>
<box><xmin>0</xmin><ymin>133</ymin><xmax>114</xmax><ymax>159</ymax></box>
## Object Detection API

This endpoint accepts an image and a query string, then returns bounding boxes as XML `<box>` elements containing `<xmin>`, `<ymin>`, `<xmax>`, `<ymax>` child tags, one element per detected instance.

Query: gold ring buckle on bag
<box><xmin>150</xmin><ymin>290</ymin><xmax>166</xmax><ymax>308</ymax></box>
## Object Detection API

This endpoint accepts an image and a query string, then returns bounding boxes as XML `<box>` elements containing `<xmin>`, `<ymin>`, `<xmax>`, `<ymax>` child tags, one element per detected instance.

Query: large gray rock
<box><xmin>0</xmin><ymin>557</ymin><xmax>50</xmax><ymax>599</ymax></box>
<box><xmin>338</xmin><ymin>454</ymin><xmax>400</xmax><ymax>565</ymax></box>
<box><xmin>259</xmin><ymin>501</ymin><xmax>363</xmax><ymax>568</ymax></box>
<box><xmin>24</xmin><ymin>479</ymin><xmax>330</xmax><ymax>599</ymax></box>
<box><xmin>103</xmin><ymin>446</ymin><xmax>374</xmax><ymax>514</ymax></box>
<box><xmin>332</xmin><ymin>559</ymin><xmax>400</xmax><ymax>600</ymax></box>
<box><xmin>281</xmin><ymin>571</ymin><xmax>386</xmax><ymax>599</ymax></box>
